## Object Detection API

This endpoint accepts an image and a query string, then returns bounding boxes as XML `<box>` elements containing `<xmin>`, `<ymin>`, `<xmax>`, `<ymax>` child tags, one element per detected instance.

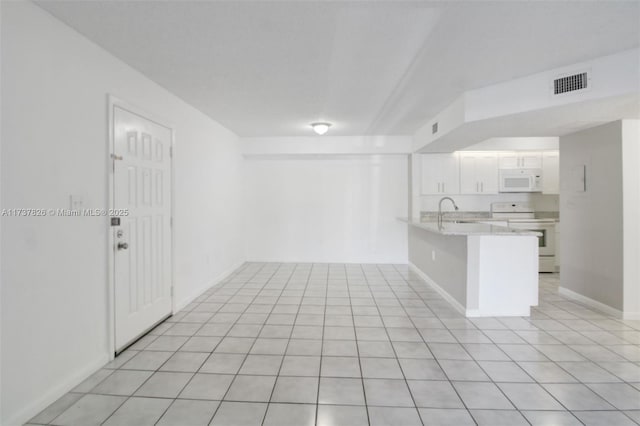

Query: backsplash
<box><xmin>419</xmin><ymin>193</ymin><xmax>559</xmax><ymax>212</ymax></box>
<box><xmin>420</xmin><ymin>210</ymin><xmax>560</xmax><ymax>222</ymax></box>
<box><xmin>420</xmin><ymin>211</ymin><xmax>491</xmax><ymax>221</ymax></box>
<box><xmin>534</xmin><ymin>211</ymin><xmax>560</xmax><ymax>219</ymax></box>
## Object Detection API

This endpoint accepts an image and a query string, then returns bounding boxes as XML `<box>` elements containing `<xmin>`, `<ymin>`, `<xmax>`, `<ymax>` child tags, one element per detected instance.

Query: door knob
<box><xmin>117</xmin><ymin>242</ymin><xmax>129</xmax><ymax>250</ymax></box>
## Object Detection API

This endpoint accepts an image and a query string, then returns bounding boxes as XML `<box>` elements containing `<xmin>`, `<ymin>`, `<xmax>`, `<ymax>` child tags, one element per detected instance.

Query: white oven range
<box><xmin>491</xmin><ymin>202</ymin><xmax>556</xmax><ymax>273</ymax></box>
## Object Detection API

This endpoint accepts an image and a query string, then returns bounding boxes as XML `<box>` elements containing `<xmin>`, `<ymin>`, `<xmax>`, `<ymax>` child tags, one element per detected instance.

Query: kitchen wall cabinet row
<box><xmin>498</xmin><ymin>152</ymin><xmax>543</xmax><ymax>169</ymax></box>
<box><xmin>420</xmin><ymin>151</ymin><xmax>559</xmax><ymax>195</ymax></box>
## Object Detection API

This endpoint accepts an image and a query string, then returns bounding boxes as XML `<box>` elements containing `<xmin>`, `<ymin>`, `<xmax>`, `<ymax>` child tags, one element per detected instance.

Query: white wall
<box><xmin>244</xmin><ymin>154</ymin><xmax>408</xmax><ymax>264</ymax></box>
<box><xmin>243</xmin><ymin>135</ymin><xmax>412</xmax><ymax>155</ymax></box>
<box><xmin>173</xmin><ymin>118</ymin><xmax>245</xmax><ymax>309</ymax></box>
<box><xmin>0</xmin><ymin>2</ymin><xmax>245</xmax><ymax>424</ymax></box>
<box><xmin>466</xmin><ymin>49</ymin><xmax>640</xmax><ymax>122</ymax></box>
<box><xmin>414</xmin><ymin>49</ymin><xmax>640</xmax><ymax>153</ymax></box>
<box><xmin>464</xmin><ymin>137</ymin><xmax>559</xmax><ymax>151</ymax></box>
<box><xmin>559</xmin><ymin>121</ymin><xmax>625</xmax><ymax>313</ymax></box>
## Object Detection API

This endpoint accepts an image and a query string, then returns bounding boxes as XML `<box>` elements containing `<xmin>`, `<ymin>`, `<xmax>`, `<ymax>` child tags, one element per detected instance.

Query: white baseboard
<box><xmin>408</xmin><ymin>262</ymin><xmax>466</xmax><ymax>316</ymax></box>
<box><xmin>175</xmin><ymin>260</ymin><xmax>246</xmax><ymax>311</ymax></box>
<box><xmin>8</xmin><ymin>262</ymin><xmax>248</xmax><ymax>426</ymax></box>
<box><xmin>558</xmin><ymin>286</ymin><xmax>640</xmax><ymax>319</ymax></box>
<box><xmin>408</xmin><ymin>263</ymin><xmax>533</xmax><ymax>317</ymax></box>
<box><xmin>6</xmin><ymin>354</ymin><xmax>109</xmax><ymax>426</ymax></box>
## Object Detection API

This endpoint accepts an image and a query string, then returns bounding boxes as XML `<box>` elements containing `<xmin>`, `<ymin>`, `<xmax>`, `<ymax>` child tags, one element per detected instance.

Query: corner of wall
<box><xmin>4</xmin><ymin>354</ymin><xmax>109</xmax><ymax>426</ymax></box>
<box><xmin>175</xmin><ymin>259</ymin><xmax>246</xmax><ymax>312</ymax></box>
<box><xmin>622</xmin><ymin>119</ymin><xmax>640</xmax><ymax>314</ymax></box>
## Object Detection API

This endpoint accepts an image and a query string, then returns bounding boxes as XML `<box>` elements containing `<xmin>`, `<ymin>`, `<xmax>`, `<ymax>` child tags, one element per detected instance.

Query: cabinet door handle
<box><xmin>442</xmin><ymin>182</ymin><xmax>445</xmax><ymax>193</ymax></box>
<box><xmin>437</xmin><ymin>182</ymin><xmax>441</xmax><ymax>193</ymax></box>
<box><xmin>481</xmin><ymin>182</ymin><xmax>484</xmax><ymax>192</ymax></box>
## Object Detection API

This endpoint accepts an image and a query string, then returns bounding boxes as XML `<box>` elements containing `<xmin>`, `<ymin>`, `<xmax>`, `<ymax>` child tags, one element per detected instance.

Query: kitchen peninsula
<box><xmin>399</xmin><ymin>218</ymin><xmax>540</xmax><ymax>316</ymax></box>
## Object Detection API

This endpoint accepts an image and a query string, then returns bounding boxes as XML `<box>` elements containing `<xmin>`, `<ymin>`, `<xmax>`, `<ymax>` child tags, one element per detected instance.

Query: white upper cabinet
<box><xmin>421</xmin><ymin>153</ymin><xmax>459</xmax><ymax>195</ymax></box>
<box><xmin>542</xmin><ymin>151</ymin><xmax>560</xmax><ymax>194</ymax></box>
<box><xmin>421</xmin><ymin>150</ymin><xmax>557</xmax><ymax>196</ymax></box>
<box><xmin>477</xmin><ymin>155</ymin><xmax>500</xmax><ymax>193</ymax></box>
<box><xmin>520</xmin><ymin>152</ymin><xmax>543</xmax><ymax>168</ymax></box>
<box><xmin>498</xmin><ymin>152</ymin><xmax>519</xmax><ymax>169</ymax></box>
<box><xmin>499</xmin><ymin>152</ymin><xmax>542</xmax><ymax>169</ymax></box>
<box><xmin>459</xmin><ymin>152</ymin><xmax>499</xmax><ymax>194</ymax></box>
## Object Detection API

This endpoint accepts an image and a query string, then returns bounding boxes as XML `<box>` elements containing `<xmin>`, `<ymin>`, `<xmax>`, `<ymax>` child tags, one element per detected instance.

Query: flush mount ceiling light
<box><xmin>311</xmin><ymin>122</ymin><xmax>331</xmax><ymax>135</ymax></box>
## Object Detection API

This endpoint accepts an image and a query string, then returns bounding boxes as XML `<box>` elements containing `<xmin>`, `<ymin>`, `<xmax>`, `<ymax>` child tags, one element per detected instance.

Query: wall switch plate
<box><xmin>70</xmin><ymin>194</ymin><xmax>84</xmax><ymax>210</ymax></box>
<box><xmin>431</xmin><ymin>250</ymin><xmax>436</xmax><ymax>261</ymax></box>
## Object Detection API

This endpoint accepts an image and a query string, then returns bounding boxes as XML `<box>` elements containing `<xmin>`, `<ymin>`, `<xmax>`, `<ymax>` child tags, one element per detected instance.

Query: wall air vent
<box><xmin>432</xmin><ymin>122</ymin><xmax>438</xmax><ymax>134</ymax></box>
<box><xmin>553</xmin><ymin>72</ymin><xmax>589</xmax><ymax>95</ymax></box>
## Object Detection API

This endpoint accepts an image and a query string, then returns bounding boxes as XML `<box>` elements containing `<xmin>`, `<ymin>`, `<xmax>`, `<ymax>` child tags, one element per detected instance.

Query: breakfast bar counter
<box><xmin>399</xmin><ymin>218</ymin><xmax>539</xmax><ymax>317</ymax></box>
<box><xmin>398</xmin><ymin>218</ymin><xmax>541</xmax><ymax>237</ymax></box>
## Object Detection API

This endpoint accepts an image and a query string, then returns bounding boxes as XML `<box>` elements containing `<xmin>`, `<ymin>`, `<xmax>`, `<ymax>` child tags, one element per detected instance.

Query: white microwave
<box><xmin>499</xmin><ymin>169</ymin><xmax>542</xmax><ymax>192</ymax></box>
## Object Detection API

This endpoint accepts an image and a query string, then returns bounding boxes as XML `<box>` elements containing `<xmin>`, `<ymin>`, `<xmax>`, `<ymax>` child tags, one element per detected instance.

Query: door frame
<box><xmin>107</xmin><ymin>95</ymin><xmax>176</xmax><ymax>359</ymax></box>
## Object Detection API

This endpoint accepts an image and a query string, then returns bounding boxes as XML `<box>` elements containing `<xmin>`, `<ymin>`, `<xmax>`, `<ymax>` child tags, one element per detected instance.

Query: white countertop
<box><xmin>398</xmin><ymin>218</ymin><xmax>541</xmax><ymax>236</ymax></box>
<box><xmin>420</xmin><ymin>216</ymin><xmax>559</xmax><ymax>224</ymax></box>
<box><xmin>506</xmin><ymin>218</ymin><xmax>558</xmax><ymax>223</ymax></box>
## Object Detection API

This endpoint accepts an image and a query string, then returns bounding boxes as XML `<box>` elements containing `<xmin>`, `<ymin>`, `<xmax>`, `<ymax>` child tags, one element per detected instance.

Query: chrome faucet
<box><xmin>438</xmin><ymin>197</ymin><xmax>459</xmax><ymax>227</ymax></box>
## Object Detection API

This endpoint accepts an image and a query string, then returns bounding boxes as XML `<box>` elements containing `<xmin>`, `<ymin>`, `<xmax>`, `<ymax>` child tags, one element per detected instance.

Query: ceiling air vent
<box><xmin>432</xmin><ymin>122</ymin><xmax>438</xmax><ymax>134</ymax></box>
<box><xmin>553</xmin><ymin>72</ymin><xmax>589</xmax><ymax>95</ymax></box>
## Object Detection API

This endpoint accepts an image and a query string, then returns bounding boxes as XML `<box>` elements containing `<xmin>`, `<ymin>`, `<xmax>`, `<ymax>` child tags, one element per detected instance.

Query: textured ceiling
<box><xmin>36</xmin><ymin>1</ymin><xmax>640</xmax><ymax>136</ymax></box>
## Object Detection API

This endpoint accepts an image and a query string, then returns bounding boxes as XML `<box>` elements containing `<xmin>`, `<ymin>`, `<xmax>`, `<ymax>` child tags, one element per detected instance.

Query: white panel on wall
<box><xmin>244</xmin><ymin>155</ymin><xmax>408</xmax><ymax>263</ymax></box>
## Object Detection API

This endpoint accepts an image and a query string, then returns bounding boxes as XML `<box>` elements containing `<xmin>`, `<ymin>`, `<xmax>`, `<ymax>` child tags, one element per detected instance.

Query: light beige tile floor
<box><xmin>29</xmin><ymin>263</ymin><xmax>640</xmax><ymax>425</ymax></box>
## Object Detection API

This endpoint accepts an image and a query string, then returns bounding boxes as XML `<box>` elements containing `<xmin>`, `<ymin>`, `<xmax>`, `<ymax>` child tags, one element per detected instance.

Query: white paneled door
<box><xmin>112</xmin><ymin>105</ymin><xmax>172</xmax><ymax>353</ymax></box>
